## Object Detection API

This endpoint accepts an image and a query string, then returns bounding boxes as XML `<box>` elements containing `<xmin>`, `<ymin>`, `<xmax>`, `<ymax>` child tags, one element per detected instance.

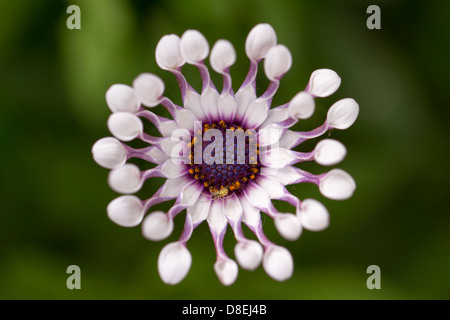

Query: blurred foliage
<box><xmin>0</xmin><ymin>0</ymin><xmax>449</xmax><ymax>299</ymax></box>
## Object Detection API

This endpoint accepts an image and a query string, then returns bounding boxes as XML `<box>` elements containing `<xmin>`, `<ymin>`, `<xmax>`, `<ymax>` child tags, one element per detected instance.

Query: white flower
<box><xmin>264</xmin><ymin>45</ymin><xmax>292</xmax><ymax>81</ymax></box>
<box><xmin>155</xmin><ymin>34</ymin><xmax>185</xmax><ymax>70</ymax></box>
<box><xmin>327</xmin><ymin>98</ymin><xmax>359</xmax><ymax>130</ymax></box>
<box><xmin>107</xmin><ymin>112</ymin><xmax>143</xmax><ymax>141</ymax></box>
<box><xmin>214</xmin><ymin>258</ymin><xmax>239</xmax><ymax>286</ymax></box>
<box><xmin>298</xmin><ymin>199</ymin><xmax>330</xmax><ymax>231</ymax></box>
<box><xmin>306</xmin><ymin>68</ymin><xmax>341</xmax><ymax>98</ymax></box>
<box><xmin>106</xmin><ymin>84</ymin><xmax>139</xmax><ymax>113</ymax></box>
<box><xmin>142</xmin><ymin>211</ymin><xmax>174</xmax><ymax>241</ymax></box>
<box><xmin>132</xmin><ymin>73</ymin><xmax>164</xmax><ymax>107</ymax></box>
<box><xmin>274</xmin><ymin>213</ymin><xmax>302</xmax><ymax>241</ymax></box>
<box><xmin>313</xmin><ymin>139</ymin><xmax>347</xmax><ymax>166</ymax></box>
<box><xmin>92</xmin><ymin>23</ymin><xmax>358</xmax><ymax>285</ymax></box>
<box><xmin>108</xmin><ymin>163</ymin><xmax>143</xmax><ymax>194</ymax></box>
<box><xmin>319</xmin><ymin>169</ymin><xmax>356</xmax><ymax>200</ymax></box>
<box><xmin>234</xmin><ymin>240</ymin><xmax>263</xmax><ymax>271</ymax></box>
<box><xmin>180</xmin><ymin>30</ymin><xmax>209</xmax><ymax>63</ymax></box>
<box><xmin>210</xmin><ymin>40</ymin><xmax>236</xmax><ymax>73</ymax></box>
<box><xmin>263</xmin><ymin>246</ymin><xmax>294</xmax><ymax>281</ymax></box>
<box><xmin>107</xmin><ymin>195</ymin><xmax>144</xmax><ymax>227</ymax></box>
<box><xmin>287</xmin><ymin>91</ymin><xmax>315</xmax><ymax>120</ymax></box>
<box><xmin>91</xmin><ymin>137</ymin><xmax>127</xmax><ymax>169</ymax></box>
<box><xmin>158</xmin><ymin>242</ymin><xmax>192</xmax><ymax>285</ymax></box>
<box><xmin>245</xmin><ymin>23</ymin><xmax>277</xmax><ymax>61</ymax></box>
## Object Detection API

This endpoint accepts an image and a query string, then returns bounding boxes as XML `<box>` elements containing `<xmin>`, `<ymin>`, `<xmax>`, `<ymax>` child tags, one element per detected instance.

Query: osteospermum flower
<box><xmin>92</xmin><ymin>24</ymin><xmax>358</xmax><ymax>286</ymax></box>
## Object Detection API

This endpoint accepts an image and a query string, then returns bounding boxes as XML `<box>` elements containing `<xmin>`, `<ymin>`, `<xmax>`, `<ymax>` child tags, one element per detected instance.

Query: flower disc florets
<box><xmin>189</xmin><ymin>121</ymin><xmax>261</xmax><ymax>197</ymax></box>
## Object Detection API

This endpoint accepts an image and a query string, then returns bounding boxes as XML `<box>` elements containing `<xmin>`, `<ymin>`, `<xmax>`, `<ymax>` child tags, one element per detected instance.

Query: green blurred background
<box><xmin>1</xmin><ymin>0</ymin><xmax>449</xmax><ymax>299</ymax></box>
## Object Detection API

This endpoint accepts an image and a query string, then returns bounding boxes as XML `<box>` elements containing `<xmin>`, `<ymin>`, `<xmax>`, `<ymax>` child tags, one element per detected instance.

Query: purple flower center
<box><xmin>189</xmin><ymin>121</ymin><xmax>261</xmax><ymax>197</ymax></box>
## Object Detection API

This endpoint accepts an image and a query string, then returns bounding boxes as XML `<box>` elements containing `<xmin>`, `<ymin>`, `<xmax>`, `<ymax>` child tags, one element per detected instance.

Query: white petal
<box><xmin>159</xmin><ymin>176</ymin><xmax>188</xmax><ymax>198</ymax></box>
<box><xmin>158</xmin><ymin>137</ymin><xmax>182</xmax><ymax>157</ymax></box>
<box><xmin>218</xmin><ymin>93</ymin><xmax>236</xmax><ymax>121</ymax></box>
<box><xmin>263</xmin><ymin>246</ymin><xmax>294</xmax><ymax>281</ymax></box>
<box><xmin>235</xmin><ymin>85</ymin><xmax>256</xmax><ymax>121</ymax></box>
<box><xmin>258</xmin><ymin>124</ymin><xmax>284</xmax><ymax>147</ymax></box>
<box><xmin>327</xmin><ymin>98</ymin><xmax>359</xmax><ymax>130</ymax></box>
<box><xmin>306</xmin><ymin>69</ymin><xmax>341</xmax><ymax>98</ymax></box>
<box><xmin>107</xmin><ymin>195</ymin><xmax>144</xmax><ymax>227</ymax></box>
<box><xmin>256</xmin><ymin>175</ymin><xmax>285</xmax><ymax>199</ymax></box>
<box><xmin>157</xmin><ymin>118</ymin><xmax>179</xmax><ymax>138</ymax></box>
<box><xmin>298</xmin><ymin>199</ymin><xmax>330</xmax><ymax>231</ymax></box>
<box><xmin>159</xmin><ymin>159</ymin><xmax>188</xmax><ymax>179</ymax></box>
<box><xmin>279</xmin><ymin>130</ymin><xmax>301</xmax><ymax>149</ymax></box>
<box><xmin>187</xmin><ymin>195</ymin><xmax>211</xmax><ymax>226</ymax></box>
<box><xmin>239</xmin><ymin>195</ymin><xmax>261</xmax><ymax>229</ymax></box>
<box><xmin>92</xmin><ymin>137</ymin><xmax>127</xmax><ymax>169</ymax></box>
<box><xmin>210</xmin><ymin>39</ymin><xmax>236</xmax><ymax>73</ymax></box>
<box><xmin>260</xmin><ymin>107</ymin><xmax>289</xmax><ymax>129</ymax></box>
<box><xmin>287</xmin><ymin>91</ymin><xmax>315</xmax><ymax>120</ymax></box>
<box><xmin>261</xmin><ymin>166</ymin><xmax>304</xmax><ymax>185</ymax></box>
<box><xmin>274</xmin><ymin>213</ymin><xmax>302</xmax><ymax>241</ymax></box>
<box><xmin>107</xmin><ymin>112</ymin><xmax>143</xmax><ymax>141</ymax></box>
<box><xmin>180</xmin><ymin>29</ymin><xmax>209</xmax><ymax>63</ymax></box>
<box><xmin>314</xmin><ymin>139</ymin><xmax>347</xmax><ymax>166</ymax></box>
<box><xmin>234</xmin><ymin>240</ymin><xmax>263</xmax><ymax>270</ymax></box>
<box><xmin>259</xmin><ymin>147</ymin><xmax>296</xmax><ymax>169</ymax></box>
<box><xmin>132</xmin><ymin>73</ymin><xmax>164</xmax><ymax>107</ymax></box>
<box><xmin>244</xmin><ymin>183</ymin><xmax>272</xmax><ymax>210</ymax></box>
<box><xmin>174</xmin><ymin>108</ymin><xmax>197</xmax><ymax>132</ymax></box>
<box><xmin>179</xmin><ymin>182</ymin><xmax>202</xmax><ymax>207</ymax></box>
<box><xmin>264</xmin><ymin>45</ymin><xmax>292</xmax><ymax>81</ymax></box>
<box><xmin>201</xmin><ymin>87</ymin><xmax>220</xmax><ymax>120</ymax></box>
<box><xmin>155</xmin><ymin>34</ymin><xmax>185</xmax><ymax>70</ymax></box>
<box><xmin>244</xmin><ymin>100</ymin><xmax>269</xmax><ymax>129</ymax></box>
<box><xmin>214</xmin><ymin>258</ymin><xmax>238</xmax><ymax>286</ymax></box>
<box><xmin>245</xmin><ymin>23</ymin><xmax>277</xmax><ymax>61</ymax></box>
<box><xmin>145</xmin><ymin>146</ymin><xmax>169</xmax><ymax>164</ymax></box>
<box><xmin>319</xmin><ymin>169</ymin><xmax>356</xmax><ymax>200</ymax></box>
<box><xmin>223</xmin><ymin>195</ymin><xmax>243</xmax><ymax>222</ymax></box>
<box><xmin>108</xmin><ymin>163</ymin><xmax>143</xmax><ymax>194</ymax></box>
<box><xmin>207</xmin><ymin>200</ymin><xmax>227</xmax><ymax>233</ymax></box>
<box><xmin>158</xmin><ymin>242</ymin><xmax>192</xmax><ymax>285</ymax></box>
<box><xmin>142</xmin><ymin>211</ymin><xmax>174</xmax><ymax>241</ymax></box>
<box><xmin>184</xmin><ymin>89</ymin><xmax>205</xmax><ymax>120</ymax></box>
<box><xmin>105</xmin><ymin>84</ymin><xmax>139</xmax><ymax>113</ymax></box>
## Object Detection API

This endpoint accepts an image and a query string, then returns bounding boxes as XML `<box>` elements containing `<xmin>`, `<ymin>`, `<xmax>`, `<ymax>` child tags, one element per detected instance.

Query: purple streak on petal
<box><xmin>209</xmin><ymin>227</ymin><xmax>228</xmax><ymax>260</ymax></box>
<box><xmin>169</xmin><ymin>67</ymin><xmax>197</xmax><ymax>101</ymax></box>
<box><xmin>166</xmin><ymin>181</ymin><xmax>202</xmax><ymax>221</ymax></box>
<box><xmin>221</xmin><ymin>67</ymin><xmax>233</xmax><ymax>96</ymax></box>
<box><xmin>277</xmin><ymin>189</ymin><xmax>302</xmax><ymax>213</ymax></box>
<box><xmin>126</xmin><ymin>152</ymin><xmax>160</xmax><ymax>163</ymax></box>
<box><xmin>222</xmin><ymin>198</ymin><xmax>246</xmax><ymax>242</ymax></box>
<box><xmin>239</xmin><ymin>59</ymin><xmax>258</xmax><ymax>91</ymax></box>
<box><xmin>253</xmin><ymin>201</ymin><xmax>279</xmax><ymax>219</ymax></box>
<box><xmin>249</xmin><ymin>221</ymin><xmax>274</xmax><ymax>249</ymax></box>
<box><xmin>142</xmin><ymin>190</ymin><xmax>174</xmax><ymax>213</ymax></box>
<box><xmin>139</xmin><ymin>132</ymin><xmax>164</xmax><ymax>145</ymax></box>
<box><xmin>178</xmin><ymin>213</ymin><xmax>194</xmax><ymax>244</ymax></box>
<box><xmin>123</xmin><ymin>144</ymin><xmax>161</xmax><ymax>163</ymax></box>
<box><xmin>196</xmin><ymin>61</ymin><xmax>218</xmax><ymax>93</ymax></box>
<box><xmin>141</xmin><ymin>167</ymin><xmax>166</xmax><ymax>180</ymax></box>
<box><xmin>136</xmin><ymin>110</ymin><xmax>173</xmax><ymax>135</ymax></box>
<box><xmin>259</xmin><ymin>80</ymin><xmax>279</xmax><ymax>101</ymax></box>
<box><xmin>288</xmin><ymin>121</ymin><xmax>329</xmax><ymax>148</ymax></box>
<box><xmin>289</xmin><ymin>150</ymin><xmax>315</xmax><ymax>164</ymax></box>
<box><xmin>277</xmin><ymin>117</ymin><xmax>297</xmax><ymax>129</ymax></box>
<box><xmin>289</xmin><ymin>167</ymin><xmax>322</xmax><ymax>185</ymax></box>
<box><xmin>167</xmin><ymin>200</ymin><xmax>187</xmax><ymax>221</ymax></box>
<box><xmin>160</xmin><ymin>97</ymin><xmax>182</xmax><ymax>119</ymax></box>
